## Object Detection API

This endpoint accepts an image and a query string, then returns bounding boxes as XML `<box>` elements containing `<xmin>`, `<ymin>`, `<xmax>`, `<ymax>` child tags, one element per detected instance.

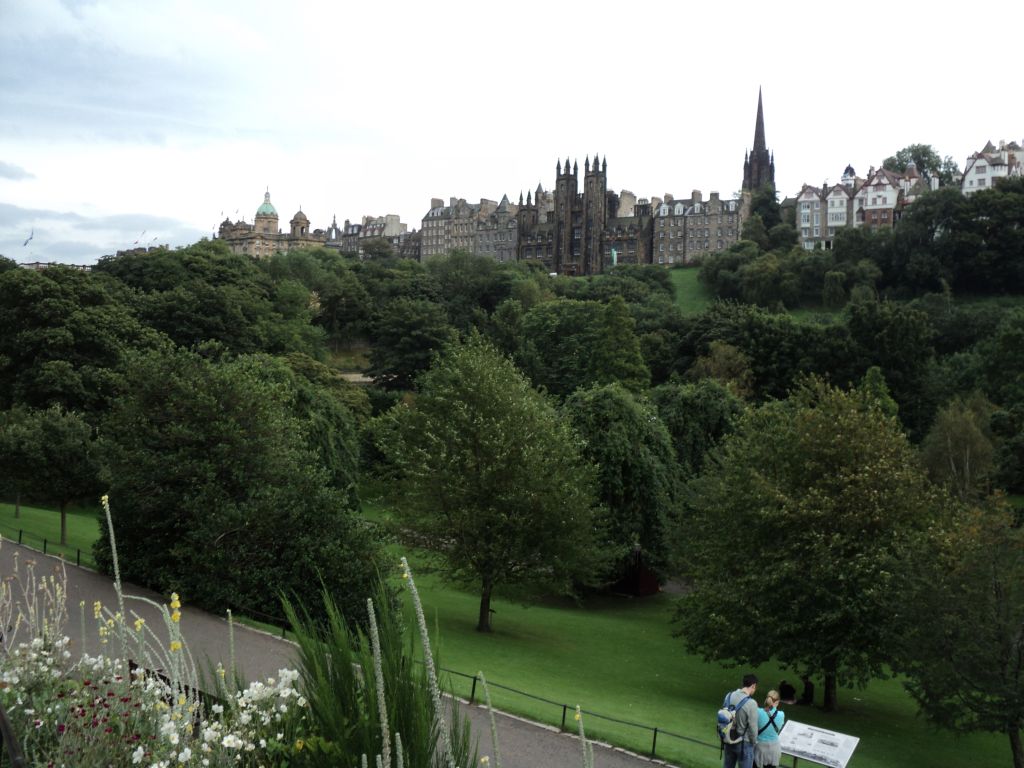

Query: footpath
<box><xmin>1</xmin><ymin>541</ymin><xmax>675</xmax><ymax>768</ymax></box>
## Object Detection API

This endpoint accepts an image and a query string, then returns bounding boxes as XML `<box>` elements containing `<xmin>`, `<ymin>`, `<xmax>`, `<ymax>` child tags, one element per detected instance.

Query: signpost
<box><xmin>778</xmin><ymin>720</ymin><xmax>859</xmax><ymax>768</ymax></box>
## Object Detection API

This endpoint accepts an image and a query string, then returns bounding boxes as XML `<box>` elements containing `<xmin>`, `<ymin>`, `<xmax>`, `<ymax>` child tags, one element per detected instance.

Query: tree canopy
<box><xmin>375</xmin><ymin>335</ymin><xmax>608</xmax><ymax>632</ymax></box>
<box><xmin>674</xmin><ymin>377</ymin><xmax>946</xmax><ymax>710</ymax></box>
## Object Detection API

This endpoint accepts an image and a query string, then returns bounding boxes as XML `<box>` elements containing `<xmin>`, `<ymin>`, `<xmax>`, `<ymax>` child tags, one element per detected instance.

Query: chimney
<box><xmin>431</xmin><ymin>198</ymin><xmax>443</xmax><ymax>209</ymax></box>
<box><xmin>691</xmin><ymin>189</ymin><xmax>703</xmax><ymax>203</ymax></box>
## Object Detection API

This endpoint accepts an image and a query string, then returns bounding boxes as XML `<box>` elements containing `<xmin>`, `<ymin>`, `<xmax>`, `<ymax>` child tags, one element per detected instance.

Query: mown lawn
<box><xmin>4</xmin><ymin>496</ymin><xmax>1010</xmax><ymax>767</ymax></box>
<box><xmin>0</xmin><ymin>501</ymin><xmax>101</xmax><ymax>567</ymax></box>
<box><xmin>669</xmin><ymin>267</ymin><xmax>714</xmax><ymax>315</ymax></box>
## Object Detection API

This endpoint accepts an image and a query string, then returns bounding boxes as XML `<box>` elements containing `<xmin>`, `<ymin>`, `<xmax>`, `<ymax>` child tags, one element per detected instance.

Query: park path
<box><xmin>1</xmin><ymin>541</ymin><xmax>676</xmax><ymax>768</ymax></box>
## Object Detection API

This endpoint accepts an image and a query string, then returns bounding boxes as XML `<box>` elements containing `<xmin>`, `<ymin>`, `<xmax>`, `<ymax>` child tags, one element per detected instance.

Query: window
<box><xmin>978</xmin><ymin>178</ymin><xmax>987</xmax><ymax>187</ymax></box>
<box><xmin>977</xmin><ymin>165</ymin><xmax>987</xmax><ymax>174</ymax></box>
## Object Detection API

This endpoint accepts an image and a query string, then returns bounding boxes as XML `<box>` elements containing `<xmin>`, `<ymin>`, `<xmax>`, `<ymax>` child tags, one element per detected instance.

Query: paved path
<box><xmin>1</xmin><ymin>542</ymin><xmax>677</xmax><ymax>768</ymax></box>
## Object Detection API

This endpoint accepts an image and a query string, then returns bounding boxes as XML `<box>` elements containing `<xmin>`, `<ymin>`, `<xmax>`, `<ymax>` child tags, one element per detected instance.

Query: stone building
<box><xmin>217</xmin><ymin>190</ymin><xmax>332</xmax><ymax>258</ymax></box>
<box><xmin>652</xmin><ymin>191</ymin><xmax>746</xmax><ymax>264</ymax></box>
<box><xmin>474</xmin><ymin>194</ymin><xmax>519</xmax><ymax>262</ymax></box>
<box><xmin>420</xmin><ymin>197</ymin><xmax>500</xmax><ymax>260</ymax></box>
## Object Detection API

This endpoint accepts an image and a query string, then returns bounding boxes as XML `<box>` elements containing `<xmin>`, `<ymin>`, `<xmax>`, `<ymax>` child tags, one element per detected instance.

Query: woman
<box><xmin>755</xmin><ymin>689</ymin><xmax>785</xmax><ymax>768</ymax></box>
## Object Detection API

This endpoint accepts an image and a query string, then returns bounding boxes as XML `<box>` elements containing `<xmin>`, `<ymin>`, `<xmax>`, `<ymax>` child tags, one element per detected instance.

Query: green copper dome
<box><xmin>256</xmin><ymin>190</ymin><xmax>277</xmax><ymax>217</ymax></box>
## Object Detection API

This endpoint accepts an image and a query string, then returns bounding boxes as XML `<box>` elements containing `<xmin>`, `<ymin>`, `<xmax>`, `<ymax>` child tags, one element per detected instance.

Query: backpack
<box><xmin>758</xmin><ymin>708</ymin><xmax>780</xmax><ymax>736</ymax></box>
<box><xmin>717</xmin><ymin>692</ymin><xmax>751</xmax><ymax>745</ymax></box>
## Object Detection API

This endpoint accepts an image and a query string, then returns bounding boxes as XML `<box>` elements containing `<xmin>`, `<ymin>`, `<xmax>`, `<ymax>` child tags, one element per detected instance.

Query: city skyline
<box><xmin>1</xmin><ymin>0</ymin><xmax>1020</xmax><ymax>264</ymax></box>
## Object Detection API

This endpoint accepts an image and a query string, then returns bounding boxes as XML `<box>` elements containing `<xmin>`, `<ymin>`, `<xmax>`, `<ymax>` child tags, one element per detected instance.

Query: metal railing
<box><xmin>0</xmin><ymin>703</ymin><xmax>27</xmax><ymax>768</ymax></box>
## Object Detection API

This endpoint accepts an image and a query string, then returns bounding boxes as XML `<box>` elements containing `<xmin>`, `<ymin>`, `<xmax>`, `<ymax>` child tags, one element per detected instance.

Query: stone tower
<box><xmin>582</xmin><ymin>155</ymin><xmax>608</xmax><ymax>275</ymax></box>
<box><xmin>742</xmin><ymin>88</ymin><xmax>775</xmax><ymax>191</ymax></box>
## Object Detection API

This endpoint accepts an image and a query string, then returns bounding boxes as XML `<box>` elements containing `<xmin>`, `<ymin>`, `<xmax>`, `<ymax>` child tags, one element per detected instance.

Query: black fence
<box><xmin>0</xmin><ymin>523</ymin><xmax>93</xmax><ymax>569</ymax></box>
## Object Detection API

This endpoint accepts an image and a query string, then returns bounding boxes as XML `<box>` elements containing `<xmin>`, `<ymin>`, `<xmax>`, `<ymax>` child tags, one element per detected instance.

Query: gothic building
<box><xmin>516</xmin><ymin>155</ymin><xmax>616</xmax><ymax>275</ymax></box>
<box><xmin>742</xmin><ymin>89</ymin><xmax>775</xmax><ymax>192</ymax></box>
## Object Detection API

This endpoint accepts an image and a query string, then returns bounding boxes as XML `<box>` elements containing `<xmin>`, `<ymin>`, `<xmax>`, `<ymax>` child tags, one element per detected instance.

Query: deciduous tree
<box><xmin>375</xmin><ymin>336</ymin><xmax>607</xmax><ymax>632</ymax></box>
<box><xmin>675</xmin><ymin>378</ymin><xmax>945</xmax><ymax>710</ymax></box>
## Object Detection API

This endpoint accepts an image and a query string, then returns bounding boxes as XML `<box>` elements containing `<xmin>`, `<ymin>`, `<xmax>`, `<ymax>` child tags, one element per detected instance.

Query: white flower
<box><xmin>221</xmin><ymin>734</ymin><xmax>243</xmax><ymax>749</ymax></box>
<box><xmin>177</xmin><ymin>747</ymin><xmax>192</xmax><ymax>763</ymax></box>
<box><xmin>211</xmin><ymin>704</ymin><xmax>224</xmax><ymax>715</ymax></box>
<box><xmin>132</xmin><ymin>746</ymin><xmax>145</xmax><ymax>764</ymax></box>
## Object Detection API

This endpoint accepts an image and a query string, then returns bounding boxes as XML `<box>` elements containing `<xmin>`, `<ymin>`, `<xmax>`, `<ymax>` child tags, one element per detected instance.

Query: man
<box><xmin>722</xmin><ymin>673</ymin><xmax>760</xmax><ymax>768</ymax></box>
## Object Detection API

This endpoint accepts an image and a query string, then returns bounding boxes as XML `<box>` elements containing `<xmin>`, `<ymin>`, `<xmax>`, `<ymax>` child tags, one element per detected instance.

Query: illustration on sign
<box><xmin>777</xmin><ymin>720</ymin><xmax>859</xmax><ymax>768</ymax></box>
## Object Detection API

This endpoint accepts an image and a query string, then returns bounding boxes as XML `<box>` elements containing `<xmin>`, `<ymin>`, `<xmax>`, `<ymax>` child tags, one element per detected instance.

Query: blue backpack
<box><xmin>716</xmin><ymin>692</ymin><xmax>750</xmax><ymax>745</ymax></box>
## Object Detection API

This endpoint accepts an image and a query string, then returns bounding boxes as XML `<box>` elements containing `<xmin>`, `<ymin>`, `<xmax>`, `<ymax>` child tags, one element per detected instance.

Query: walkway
<box><xmin>1</xmin><ymin>541</ymin><xmax>676</xmax><ymax>768</ymax></box>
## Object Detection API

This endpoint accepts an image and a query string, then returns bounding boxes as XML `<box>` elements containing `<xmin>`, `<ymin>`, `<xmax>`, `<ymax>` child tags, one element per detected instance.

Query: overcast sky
<box><xmin>1</xmin><ymin>0</ymin><xmax>1020</xmax><ymax>265</ymax></box>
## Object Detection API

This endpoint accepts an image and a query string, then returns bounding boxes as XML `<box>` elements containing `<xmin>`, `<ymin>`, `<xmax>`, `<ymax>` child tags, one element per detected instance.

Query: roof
<box><xmin>256</xmin><ymin>191</ymin><xmax>277</xmax><ymax>217</ymax></box>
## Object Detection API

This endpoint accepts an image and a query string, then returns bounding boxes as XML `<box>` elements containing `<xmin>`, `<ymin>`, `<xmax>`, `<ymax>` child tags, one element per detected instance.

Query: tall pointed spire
<box><xmin>753</xmin><ymin>87</ymin><xmax>767</xmax><ymax>155</ymax></box>
<box><xmin>742</xmin><ymin>87</ymin><xmax>775</xmax><ymax>192</ymax></box>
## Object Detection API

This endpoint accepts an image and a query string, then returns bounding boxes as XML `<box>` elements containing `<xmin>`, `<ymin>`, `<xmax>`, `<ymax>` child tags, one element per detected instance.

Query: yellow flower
<box><xmin>295</xmin><ymin>739</ymin><xmax>305</xmax><ymax>751</ymax></box>
<box><xmin>217</xmin><ymin>666</ymin><xmax>226</xmax><ymax>679</ymax></box>
<box><xmin>101</xmin><ymin>494</ymin><xmax>109</xmax><ymax>507</ymax></box>
<box><xmin>170</xmin><ymin>640</ymin><xmax>182</xmax><ymax>652</ymax></box>
<box><xmin>134</xmin><ymin>618</ymin><xmax>145</xmax><ymax>632</ymax></box>
<box><xmin>169</xmin><ymin>593</ymin><xmax>181</xmax><ymax>610</ymax></box>
<box><xmin>93</xmin><ymin>601</ymin><xmax>102</xmax><ymax>619</ymax></box>
<box><xmin>480</xmin><ymin>757</ymin><xmax>490</xmax><ymax>765</ymax></box>
<box><xmin>177</xmin><ymin>695</ymin><xmax>186</xmax><ymax>706</ymax></box>
<box><xmin>171</xmin><ymin>609</ymin><xmax>181</xmax><ymax>623</ymax></box>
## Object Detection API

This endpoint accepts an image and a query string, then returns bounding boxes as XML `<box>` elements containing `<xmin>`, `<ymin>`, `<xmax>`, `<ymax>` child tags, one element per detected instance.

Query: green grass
<box><xmin>670</xmin><ymin>267</ymin><xmax>714</xmax><ymax>315</ymax></box>
<box><xmin>378</xmin><ymin>501</ymin><xmax>1008</xmax><ymax>768</ymax></box>
<box><xmin>4</xmin><ymin>496</ymin><xmax>1009</xmax><ymax>767</ymax></box>
<box><xmin>327</xmin><ymin>342</ymin><xmax>371</xmax><ymax>371</ymax></box>
<box><xmin>0</xmin><ymin>501</ymin><xmax>102</xmax><ymax>567</ymax></box>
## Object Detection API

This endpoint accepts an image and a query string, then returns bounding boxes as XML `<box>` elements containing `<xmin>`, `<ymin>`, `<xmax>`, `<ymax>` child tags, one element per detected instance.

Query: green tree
<box><xmin>896</xmin><ymin>504</ymin><xmax>1024</xmax><ymax>768</ymax></box>
<box><xmin>375</xmin><ymin>336</ymin><xmax>607</xmax><ymax>632</ymax></box>
<box><xmin>4</xmin><ymin>405</ymin><xmax>102</xmax><ymax>544</ymax></box>
<box><xmin>822</xmin><ymin>270</ymin><xmax>847</xmax><ymax>309</ymax></box>
<box><xmin>0</xmin><ymin>407</ymin><xmax>35</xmax><ymax>518</ymax></box>
<box><xmin>518</xmin><ymin>297</ymin><xmax>648</xmax><ymax>397</ymax></box>
<box><xmin>367</xmin><ymin>298</ymin><xmax>457</xmax><ymax>390</ymax></box>
<box><xmin>0</xmin><ymin>266</ymin><xmax>161</xmax><ymax>413</ymax></box>
<box><xmin>564</xmin><ymin>384</ymin><xmax>677</xmax><ymax>583</ymax></box>
<box><xmin>97</xmin><ymin>347</ymin><xmax>382</xmax><ymax>624</ymax></box>
<box><xmin>686</xmin><ymin>340</ymin><xmax>754</xmax><ymax>399</ymax></box>
<box><xmin>675</xmin><ymin>378</ymin><xmax>944</xmax><ymax>710</ymax></box>
<box><xmin>920</xmin><ymin>393</ymin><xmax>996</xmax><ymax>501</ymax></box>
<box><xmin>883</xmin><ymin>143</ymin><xmax>960</xmax><ymax>187</ymax></box>
<box><xmin>748</xmin><ymin>184</ymin><xmax>782</xmax><ymax>229</ymax></box>
<box><xmin>650</xmin><ymin>380</ymin><xmax>744</xmax><ymax>476</ymax></box>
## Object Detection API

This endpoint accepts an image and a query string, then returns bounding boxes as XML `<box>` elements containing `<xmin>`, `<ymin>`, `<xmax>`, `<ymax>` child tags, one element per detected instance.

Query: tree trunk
<box><xmin>1010</xmin><ymin>728</ymin><xmax>1023</xmax><ymax>768</ymax></box>
<box><xmin>476</xmin><ymin>580</ymin><xmax>493</xmax><ymax>633</ymax></box>
<box><xmin>822</xmin><ymin>660</ymin><xmax>838</xmax><ymax>712</ymax></box>
<box><xmin>60</xmin><ymin>500</ymin><xmax>67</xmax><ymax>547</ymax></box>
<box><xmin>14</xmin><ymin>491</ymin><xmax>20</xmax><ymax>519</ymax></box>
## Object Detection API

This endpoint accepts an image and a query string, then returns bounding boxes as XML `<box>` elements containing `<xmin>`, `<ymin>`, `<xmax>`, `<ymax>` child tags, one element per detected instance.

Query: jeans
<box><xmin>723</xmin><ymin>741</ymin><xmax>754</xmax><ymax>768</ymax></box>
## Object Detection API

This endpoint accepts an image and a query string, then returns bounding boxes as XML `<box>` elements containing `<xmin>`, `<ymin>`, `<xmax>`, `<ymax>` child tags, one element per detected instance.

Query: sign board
<box><xmin>778</xmin><ymin>720</ymin><xmax>859</xmax><ymax>768</ymax></box>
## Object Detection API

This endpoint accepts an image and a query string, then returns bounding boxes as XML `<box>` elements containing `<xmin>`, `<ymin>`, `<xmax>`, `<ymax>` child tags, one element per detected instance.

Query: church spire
<box><xmin>742</xmin><ymin>87</ymin><xmax>775</xmax><ymax>192</ymax></box>
<box><xmin>753</xmin><ymin>87</ymin><xmax>767</xmax><ymax>156</ymax></box>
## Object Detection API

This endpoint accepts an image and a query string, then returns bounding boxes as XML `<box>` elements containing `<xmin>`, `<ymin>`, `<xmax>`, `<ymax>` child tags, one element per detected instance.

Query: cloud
<box><xmin>0</xmin><ymin>201</ymin><xmax>204</xmax><ymax>264</ymax></box>
<box><xmin>0</xmin><ymin>161</ymin><xmax>34</xmax><ymax>180</ymax></box>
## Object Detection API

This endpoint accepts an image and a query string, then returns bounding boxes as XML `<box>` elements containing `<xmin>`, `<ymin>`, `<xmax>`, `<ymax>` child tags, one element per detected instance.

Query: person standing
<box><xmin>755</xmin><ymin>690</ymin><xmax>785</xmax><ymax>768</ymax></box>
<box><xmin>722</xmin><ymin>673</ymin><xmax>760</xmax><ymax>768</ymax></box>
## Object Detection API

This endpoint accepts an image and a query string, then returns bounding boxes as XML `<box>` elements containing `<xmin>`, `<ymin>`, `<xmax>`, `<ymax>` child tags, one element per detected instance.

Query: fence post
<box><xmin>17</xmin><ymin>530</ymin><xmax>22</xmax><ymax>545</ymax></box>
<box><xmin>76</xmin><ymin>549</ymin><xmax>81</xmax><ymax>567</ymax></box>
<box><xmin>469</xmin><ymin>675</ymin><xmax>478</xmax><ymax>705</ymax></box>
<box><xmin>43</xmin><ymin>538</ymin><xmax>47</xmax><ymax>554</ymax></box>
<box><xmin>560</xmin><ymin>705</ymin><xmax>567</xmax><ymax>731</ymax></box>
<box><xmin>651</xmin><ymin>727</ymin><xmax>658</xmax><ymax>756</ymax></box>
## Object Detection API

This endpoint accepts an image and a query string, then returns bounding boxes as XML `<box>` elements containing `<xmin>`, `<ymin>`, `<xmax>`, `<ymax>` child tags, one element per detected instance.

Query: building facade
<box><xmin>651</xmin><ymin>191</ymin><xmax>746</xmax><ymax>264</ymax></box>
<box><xmin>217</xmin><ymin>190</ymin><xmax>332</xmax><ymax>258</ymax></box>
<box><xmin>962</xmin><ymin>140</ymin><xmax>1023</xmax><ymax>196</ymax></box>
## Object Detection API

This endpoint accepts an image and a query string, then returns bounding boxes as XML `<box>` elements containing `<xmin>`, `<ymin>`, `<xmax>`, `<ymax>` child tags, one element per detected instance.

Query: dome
<box><xmin>292</xmin><ymin>209</ymin><xmax>308</xmax><ymax>222</ymax></box>
<box><xmin>256</xmin><ymin>190</ymin><xmax>277</xmax><ymax>217</ymax></box>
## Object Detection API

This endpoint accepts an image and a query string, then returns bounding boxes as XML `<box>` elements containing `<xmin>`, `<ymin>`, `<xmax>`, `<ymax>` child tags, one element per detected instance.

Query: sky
<box><xmin>1</xmin><ymin>0</ymin><xmax>1020</xmax><ymax>265</ymax></box>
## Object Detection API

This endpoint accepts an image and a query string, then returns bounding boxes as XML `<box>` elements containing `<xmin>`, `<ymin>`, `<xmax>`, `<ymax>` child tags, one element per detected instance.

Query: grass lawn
<box><xmin>0</xmin><ymin>500</ymin><xmax>101</xmax><ymax>567</ymax></box>
<box><xmin>327</xmin><ymin>342</ymin><xmax>371</xmax><ymax>371</ymax></box>
<box><xmin>5</xmin><ymin>496</ymin><xmax>1010</xmax><ymax>767</ymax></box>
<box><xmin>669</xmin><ymin>267</ymin><xmax>714</xmax><ymax>315</ymax></box>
